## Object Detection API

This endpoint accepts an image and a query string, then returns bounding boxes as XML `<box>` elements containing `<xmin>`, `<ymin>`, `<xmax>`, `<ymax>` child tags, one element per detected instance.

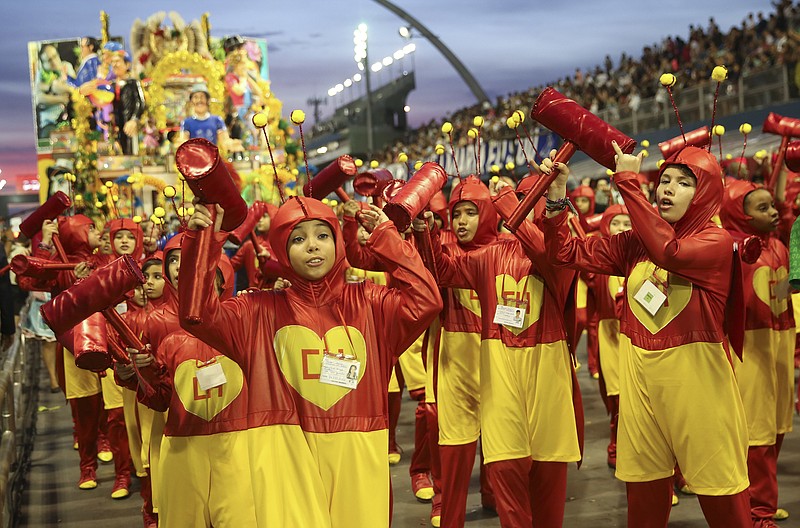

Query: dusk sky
<box><xmin>0</xmin><ymin>0</ymin><xmax>775</xmax><ymax>183</ymax></box>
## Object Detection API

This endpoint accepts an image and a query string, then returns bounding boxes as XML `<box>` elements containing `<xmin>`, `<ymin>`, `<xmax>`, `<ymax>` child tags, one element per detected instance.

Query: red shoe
<box><xmin>411</xmin><ymin>472</ymin><xmax>434</xmax><ymax>502</ymax></box>
<box><xmin>111</xmin><ymin>474</ymin><xmax>131</xmax><ymax>499</ymax></box>
<box><xmin>430</xmin><ymin>494</ymin><xmax>442</xmax><ymax>527</ymax></box>
<box><xmin>78</xmin><ymin>469</ymin><xmax>97</xmax><ymax>490</ymax></box>
<box><xmin>607</xmin><ymin>442</ymin><xmax>617</xmax><ymax>469</ymax></box>
<box><xmin>97</xmin><ymin>436</ymin><xmax>113</xmax><ymax>463</ymax></box>
<box><xmin>142</xmin><ymin>507</ymin><xmax>158</xmax><ymax>528</ymax></box>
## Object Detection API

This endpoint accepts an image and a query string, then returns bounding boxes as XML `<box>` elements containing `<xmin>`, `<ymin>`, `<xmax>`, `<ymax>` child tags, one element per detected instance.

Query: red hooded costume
<box><xmin>430</xmin><ymin>182</ymin><xmax>581</xmax><ymax>528</ymax></box>
<box><xmin>435</xmin><ymin>176</ymin><xmax>499</xmax><ymax>526</ymax></box>
<box><xmin>543</xmin><ymin>146</ymin><xmax>752</xmax><ymax>527</ymax></box>
<box><xmin>179</xmin><ymin>196</ymin><xmax>442</xmax><ymax>527</ymax></box>
<box><xmin>720</xmin><ymin>179</ymin><xmax>795</xmax><ymax>524</ymax></box>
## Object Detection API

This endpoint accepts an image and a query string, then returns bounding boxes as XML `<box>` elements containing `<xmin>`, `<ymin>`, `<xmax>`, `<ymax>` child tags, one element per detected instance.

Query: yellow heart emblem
<box><xmin>454</xmin><ymin>288</ymin><xmax>482</xmax><ymax>317</ymax></box>
<box><xmin>626</xmin><ymin>261</ymin><xmax>692</xmax><ymax>334</ymax></box>
<box><xmin>752</xmin><ymin>265</ymin><xmax>789</xmax><ymax>317</ymax></box>
<box><xmin>174</xmin><ymin>356</ymin><xmax>244</xmax><ymax>421</ymax></box>
<box><xmin>274</xmin><ymin>325</ymin><xmax>367</xmax><ymax>410</ymax></box>
<box><xmin>494</xmin><ymin>274</ymin><xmax>544</xmax><ymax>335</ymax></box>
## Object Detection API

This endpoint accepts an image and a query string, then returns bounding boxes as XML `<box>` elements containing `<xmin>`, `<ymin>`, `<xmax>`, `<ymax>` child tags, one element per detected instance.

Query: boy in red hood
<box><xmin>543</xmin><ymin>144</ymin><xmax>751</xmax><ymax>527</ymax></box>
<box><xmin>720</xmin><ymin>179</ymin><xmax>795</xmax><ymax>527</ymax></box>
<box><xmin>434</xmin><ymin>176</ymin><xmax>498</xmax><ymax>527</ymax></box>
<box><xmin>182</xmin><ymin>196</ymin><xmax>442</xmax><ymax>527</ymax></box>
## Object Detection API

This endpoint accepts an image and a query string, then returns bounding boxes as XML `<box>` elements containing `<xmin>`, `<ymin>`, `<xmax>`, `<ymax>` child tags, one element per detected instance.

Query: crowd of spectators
<box><xmin>376</xmin><ymin>0</ymin><xmax>800</xmax><ymax>167</ymax></box>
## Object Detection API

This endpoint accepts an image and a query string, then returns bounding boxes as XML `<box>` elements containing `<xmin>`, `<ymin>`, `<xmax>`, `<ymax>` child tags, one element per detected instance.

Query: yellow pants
<box><xmin>480</xmin><ymin>339</ymin><xmax>580</xmax><ymax>464</ymax></box>
<box><xmin>305</xmin><ymin>429</ymin><xmax>389</xmax><ymax>528</ymax></box>
<box><xmin>246</xmin><ymin>425</ymin><xmax>332</xmax><ymax>527</ymax></box>
<box><xmin>438</xmin><ymin>331</ymin><xmax>481</xmax><ymax>445</ymax></box>
<box><xmin>157</xmin><ymin>432</ymin><xmax>258</xmax><ymax>527</ymax></box>
<box><xmin>63</xmin><ymin>349</ymin><xmax>101</xmax><ymax>399</ymax></box>
<box><xmin>121</xmin><ymin>388</ymin><xmax>144</xmax><ymax>475</ymax></box>
<box><xmin>616</xmin><ymin>335</ymin><xmax>749</xmax><ymax>495</ymax></box>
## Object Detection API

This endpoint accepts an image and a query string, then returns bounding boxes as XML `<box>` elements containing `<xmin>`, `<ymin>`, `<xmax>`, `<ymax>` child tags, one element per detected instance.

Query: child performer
<box><xmin>434</xmin><ymin>176</ymin><xmax>498</xmax><ymax>527</ymax></box>
<box><xmin>120</xmin><ymin>255</ymin><xmax>261</xmax><ymax>527</ymax></box>
<box><xmin>720</xmin><ymin>179</ymin><xmax>795</xmax><ymax>527</ymax></box>
<box><xmin>584</xmin><ymin>204</ymin><xmax>630</xmax><ymax>469</ymax></box>
<box><xmin>543</xmin><ymin>142</ymin><xmax>751</xmax><ymax>527</ymax></box>
<box><xmin>181</xmin><ymin>197</ymin><xmax>442</xmax><ymax>527</ymax></box>
<box><xmin>418</xmin><ymin>167</ymin><xmax>581</xmax><ymax>527</ymax></box>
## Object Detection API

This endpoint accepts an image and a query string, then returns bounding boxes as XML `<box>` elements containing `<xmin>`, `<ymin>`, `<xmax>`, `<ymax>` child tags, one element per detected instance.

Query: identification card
<box><xmin>115</xmin><ymin>302</ymin><xmax>128</xmax><ymax>315</ymax></box>
<box><xmin>196</xmin><ymin>360</ymin><xmax>227</xmax><ymax>391</ymax></box>
<box><xmin>633</xmin><ymin>280</ymin><xmax>667</xmax><ymax>316</ymax></box>
<box><xmin>319</xmin><ymin>354</ymin><xmax>361</xmax><ymax>389</ymax></box>
<box><xmin>493</xmin><ymin>300</ymin><xmax>527</xmax><ymax>329</ymax></box>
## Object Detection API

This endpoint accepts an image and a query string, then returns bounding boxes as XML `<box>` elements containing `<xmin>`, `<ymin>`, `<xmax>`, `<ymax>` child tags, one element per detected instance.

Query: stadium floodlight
<box><xmin>398</xmin><ymin>26</ymin><xmax>411</xmax><ymax>39</ymax></box>
<box><xmin>328</xmin><ymin>88</ymin><xmax>336</xmax><ymax>97</ymax></box>
<box><xmin>335</xmin><ymin>83</ymin><xmax>344</xmax><ymax>92</ymax></box>
<box><xmin>344</xmin><ymin>79</ymin><xmax>353</xmax><ymax>87</ymax></box>
<box><xmin>358</xmin><ymin>23</ymin><xmax>367</xmax><ymax>33</ymax></box>
<box><xmin>353</xmin><ymin>73</ymin><xmax>362</xmax><ymax>82</ymax></box>
<box><xmin>403</xmin><ymin>105</ymin><xmax>410</xmax><ymax>112</ymax></box>
<box><xmin>357</xmin><ymin>62</ymin><xmax>365</xmax><ymax>71</ymax></box>
<box><xmin>382</xmin><ymin>57</ymin><xmax>393</xmax><ymax>66</ymax></box>
<box><xmin>371</xmin><ymin>62</ymin><xmax>382</xmax><ymax>72</ymax></box>
<box><xmin>403</xmin><ymin>43</ymin><xmax>416</xmax><ymax>54</ymax></box>
<box><xmin>393</xmin><ymin>50</ymin><xmax>405</xmax><ymax>60</ymax></box>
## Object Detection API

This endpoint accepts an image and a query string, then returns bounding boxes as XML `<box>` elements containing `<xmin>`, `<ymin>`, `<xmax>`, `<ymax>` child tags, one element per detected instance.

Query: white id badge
<box><xmin>196</xmin><ymin>361</ymin><xmax>227</xmax><ymax>391</ymax></box>
<box><xmin>493</xmin><ymin>302</ymin><xmax>527</xmax><ymax>329</ymax></box>
<box><xmin>633</xmin><ymin>280</ymin><xmax>667</xmax><ymax>316</ymax></box>
<box><xmin>319</xmin><ymin>354</ymin><xmax>361</xmax><ymax>389</ymax></box>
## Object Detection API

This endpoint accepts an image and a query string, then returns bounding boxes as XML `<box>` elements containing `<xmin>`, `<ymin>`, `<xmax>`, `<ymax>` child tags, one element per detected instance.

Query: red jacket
<box><xmin>179</xmin><ymin>196</ymin><xmax>442</xmax><ymax>433</ymax></box>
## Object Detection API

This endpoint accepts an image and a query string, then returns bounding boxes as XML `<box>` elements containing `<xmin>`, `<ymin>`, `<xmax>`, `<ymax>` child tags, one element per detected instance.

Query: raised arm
<box><xmin>362</xmin><ymin>212</ymin><xmax>443</xmax><ymax>358</ymax></box>
<box><xmin>179</xmin><ymin>205</ymin><xmax>259</xmax><ymax>367</ymax></box>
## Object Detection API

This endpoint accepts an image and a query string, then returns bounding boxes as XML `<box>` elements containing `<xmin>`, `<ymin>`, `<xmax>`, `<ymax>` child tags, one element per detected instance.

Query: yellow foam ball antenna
<box><xmin>150</xmin><ymin>214</ymin><xmax>159</xmax><ymax>223</ymax></box>
<box><xmin>711</xmin><ymin>65</ymin><xmax>728</xmax><ymax>82</ymax></box>
<box><xmin>187</xmin><ymin>207</ymin><xmax>196</xmax><ymax>216</ymax></box>
<box><xmin>491</xmin><ymin>176</ymin><xmax>499</xmax><ymax>183</ymax></box>
<box><xmin>641</xmin><ymin>150</ymin><xmax>649</xmax><ymax>158</ymax></box>
<box><xmin>659</xmin><ymin>73</ymin><xmax>676</xmax><ymax>87</ymax></box>
<box><xmin>329</xmin><ymin>200</ymin><xmax>338</xmax><ymax>207</ymax></box>
<box><xmin>154</xmin><ymin>207</ymin><xmax>166</xmax><ymax>218</ymax></box>
<box><xmin>473</xmin><ymin>116</ymin><xmax>484</xmax><ymax>127</ymax></box>
<box><xmin>354</xmin><ymin>158</ymin><xmax>363</xmax><ymax>167</ymax></box>
<box><xmin>506</xmin><ymin>117</ymin><xmax>518</xmax><ymax>129</ymax></box>
<box><xmin>414</xmin><ymin>161</ymin><xmax>423</xmax><ymax>170</ymax></box>
<box><xmin>398</xmin><ymin>153</ymin><xmax>408</xmax><ymax>163</ymax></box>
<box><xmin>725</xmin><ymin>154</ymin><xmax>733</xmax><ymax>160</ymax></box>
<box><xmin>95</xmin><ymin>201</ymin><xmax>104</xmax><ymax>208</ymax></box>
<box><xmin>252</xmin><ymin>112</ymin><xmax>269</xmax><ymax>128</ymax></box>
<box><xmin>435</xmin><ymin>144</ymin><xmax>445</xmax><ymax>155</ymax></box>
<box><xmin>491</xmin><ymin>164</ymin><xmax>500</xmax><ymax>174</ymax></box>
<box><xmin>74</xmin><ymin>194</ymin><xmax>83</xmax><ymax>201</ymax></box>
<box><xmin>513</xmin><ymin>110</ymin><xmax>525</xmax><ymax>123</ymax></box>
<box><xmin>505</xmin><ymin>162</ymin><xmax>515</xmax><ymax>171</ymax></box>
<box><xmin>467</xmin><ymin>128</ymin><xmax>478</xmax><ymax>139</ymax></box>
<box><xmin>105</xmin><ymin>180</ymin><xmax>114</xmax><ymax>188</ymax></box>
<box><xmin>712</xmin><ymin>125</ymin><xmax>725</xmax><ymax>136</ymax></box>
<box><xmin>132</xmin><ymin>215</ymin><xmax>142</xmax><ymax>223</ymax></box>
<box><xmin>606</xmin><ymin>169</ymin><xmax>614</xmax><ymax>176</ymax></box>
<box><xmin>98</xmin><ymin>186</ymin><xmax>108</xmax><ymax>195</ymax></box>
<box><xmin>641</xmin><ymin>139</ymin><xmax>650</xmax><ymax>148</ymax></box>
<box><xmin>739</xmin><ymin>123</ymin><xmax>752</xmax><ymax>134</ymax></box>
<box><xmin>112</xmin><ymin>194</ymin><xmax>119</xmax><ymax>202</ymax></box>
<box><xmin>754</xmin><ymin>149</ymin><xmax>768</xmax><ymax>160</ymax></box>
<box><xmin>290</xmin><ymin>110</ymin><xmax>305</xmax><ymax>124</ymax></box>
<box><xmin>370</xmin><ymin>160</ymin><xmax>379</xmax><ymax>169</ymax></box>
<box><xmin>177</xmin><ymin>207</ymin><xmax>186</xmax><ymax>217</ymax></box>
<box><xmin>163</xmin><ymin>186</ymin><xmax>176</xmax><ymax>198</ymax></box>
<box><xmin>657</xmin><ymin>160</ymin><xmax>665</xmax><ymax>168</ymax></box>
<box><xmin>441</xmin><ymin>122</ymin><xmax>453</xmax><ymax>134</ymax></box>
<box><xmin>321</xmin><ymin>198</ymin><xmax>330</xmax><ymax>205</ymax></box>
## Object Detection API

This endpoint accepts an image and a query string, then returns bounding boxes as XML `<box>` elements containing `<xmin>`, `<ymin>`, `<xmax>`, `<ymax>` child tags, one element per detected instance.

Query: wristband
<box><xmin>38</xmin><ymin>242</ymin><xmax>54</xmax><ymax>251</ymax></box>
